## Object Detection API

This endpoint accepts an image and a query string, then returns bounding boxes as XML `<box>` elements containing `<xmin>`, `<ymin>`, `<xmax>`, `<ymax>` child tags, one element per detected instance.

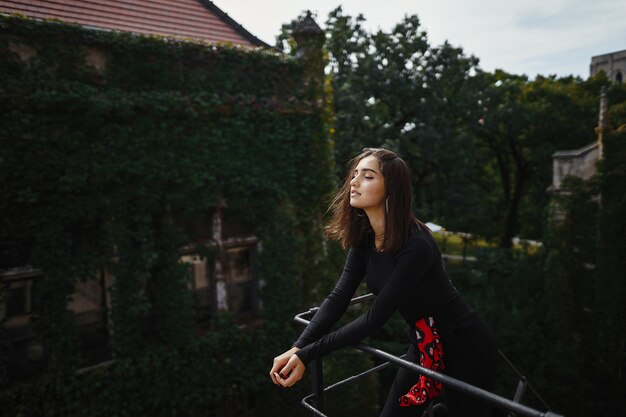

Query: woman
<box><xmin>270</xmin><ymin>148</ymin><xmax>498</xmax><ymax>416</ymax></box>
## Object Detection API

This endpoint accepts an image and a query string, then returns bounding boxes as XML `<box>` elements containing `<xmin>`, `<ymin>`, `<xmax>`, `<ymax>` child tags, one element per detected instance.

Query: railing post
<box><xmin>310</xmin><ymin>357</ymin><xmax>324</xmax><ymax>414</ymax></box>
<box><xmin>508</xmin><ymin>376</ymin><xmax>527</xmax><ymax>417</ymax></box>
<box><xmin>513</xmin><ymin>376</ymin><xmax>527</xmax><ymax>403</ymax></box>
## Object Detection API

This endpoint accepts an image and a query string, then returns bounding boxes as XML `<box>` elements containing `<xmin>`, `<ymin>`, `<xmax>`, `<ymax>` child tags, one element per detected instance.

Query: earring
<box><xmin>355</xmin><ymin>209</ymin><xmax>364</xmax><ymax>217</ymax></box>
<box><xmin>385</xmin><ymin>197</ymin><xmax>389</xmax><ymax>214</ymax></box>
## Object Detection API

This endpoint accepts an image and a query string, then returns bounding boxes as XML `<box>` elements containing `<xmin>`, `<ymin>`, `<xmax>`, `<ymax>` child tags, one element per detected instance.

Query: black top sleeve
<box><xmin>293</xmin><ymin>246</ymin><xmax>367</xmax><ymax>349</ymax></box>
<box><xmin>295</xmin><ymin>236</ymin><xmax>434</xmax><ymax>365</ymax></box>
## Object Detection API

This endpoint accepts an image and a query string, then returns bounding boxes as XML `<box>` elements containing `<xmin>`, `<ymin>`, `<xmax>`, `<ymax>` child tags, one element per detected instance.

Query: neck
<box><xmin>365</xmin><ymin>207</ymin><xmax>385</xmax><ymax>241</ymax></box>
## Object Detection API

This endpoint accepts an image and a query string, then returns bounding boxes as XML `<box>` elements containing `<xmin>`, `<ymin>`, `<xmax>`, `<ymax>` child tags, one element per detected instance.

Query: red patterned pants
<box><xmin>379</xmin><ymin>312</ymin><xmax>498</xmax><ymax>417</ymax></box>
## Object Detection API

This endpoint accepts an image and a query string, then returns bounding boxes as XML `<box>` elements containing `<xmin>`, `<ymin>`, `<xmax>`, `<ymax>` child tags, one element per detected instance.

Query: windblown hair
<box><xmin>325</xmin><ymin>148</ymin><xmax>431</xmax><ymax>252</ymax></box>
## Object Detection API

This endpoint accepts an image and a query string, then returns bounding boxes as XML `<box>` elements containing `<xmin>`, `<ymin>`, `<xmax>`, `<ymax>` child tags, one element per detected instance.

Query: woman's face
<box><xmin>349</xmin><ymin>155</ymin><xmax>386</xmax><ymax>211</ymax></box>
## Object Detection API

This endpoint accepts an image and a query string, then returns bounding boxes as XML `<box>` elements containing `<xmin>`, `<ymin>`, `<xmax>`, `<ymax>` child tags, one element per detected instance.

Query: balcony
<box><xmin>294</xmin><ymin>293</ymin><xmax>563</xmax><ymax>417</ymax></box>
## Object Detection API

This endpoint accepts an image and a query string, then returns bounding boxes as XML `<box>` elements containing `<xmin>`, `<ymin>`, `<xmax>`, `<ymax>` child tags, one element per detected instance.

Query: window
<box><xmin>184</xmin><ymin>241</ymin><xmax>259</xmax><ymax>321</ymax></box>
<box><xmin>181</xmin><ymin>204</ymin><xmax>260</xmax><ymax>321</ymax></box>
<box><xmin>218</xmin><ymin>245</ymin><xmax>258</xmax><ymax>315</ymax></box>
<box><xmin>616</xmin><ymin>71</ymin><xmax>623</xmax><ymax>83</ymax></box>
<box><xmin>1</xmin><ymin>267</ymin><xmax>42</xmax><ymax>326</ymax></box>
<box><xmin>2</xmin><ymin>267</ymin><xmax>111</xmax><ymax>374</ymax></box>
<box><xmin>182</xmin><ymin>254</ymin><xmax>212</xmax><ymax>323</ymax></box>
<box><xmin>1</xmin><ymin>268</ymin><xmax>46</xmax><ymax>378</ymax></box>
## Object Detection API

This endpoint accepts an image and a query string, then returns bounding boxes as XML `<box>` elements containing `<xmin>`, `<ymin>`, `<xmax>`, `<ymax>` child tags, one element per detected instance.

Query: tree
<box><xmin>279</xmin><ymin>8</ymin><xmax>611</xmax><ymax>249</ymax></box>
<box><xmin>471</xmin><ymin>72</ymin><xmax>602</xmax><ymax>246</ymax></box>
<box><xmin>322</xmin><ymin>7</ymin><xmax>487</xmax><ymax>233</ymax></box>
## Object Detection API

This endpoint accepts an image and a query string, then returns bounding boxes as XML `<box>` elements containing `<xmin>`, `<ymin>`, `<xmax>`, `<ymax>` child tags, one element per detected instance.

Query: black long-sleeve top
<box><xmin>294</xmin><ymin>224</ymin><xmax>471</xmax><ymax>365</ymax></box>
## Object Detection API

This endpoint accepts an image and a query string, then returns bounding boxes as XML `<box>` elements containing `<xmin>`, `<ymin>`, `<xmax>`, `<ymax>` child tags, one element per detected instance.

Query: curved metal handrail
<box><xmin>294</xmin><ymin>293</ymin><xmax>563</xmax><ymax>417</ymax></box>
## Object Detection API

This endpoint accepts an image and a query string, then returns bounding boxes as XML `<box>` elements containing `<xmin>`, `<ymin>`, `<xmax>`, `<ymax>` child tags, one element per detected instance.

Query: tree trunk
<box><xmin>499</xmin><ymin>170</ymin><xmax>528</xmax><ymax>248</ymax></box>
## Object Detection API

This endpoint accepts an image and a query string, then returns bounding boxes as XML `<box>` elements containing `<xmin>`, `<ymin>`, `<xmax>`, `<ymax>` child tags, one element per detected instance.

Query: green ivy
<box><xmin>594</xmin><ymin>130</ymin><xmax>626</xmax><ymax>415</ymax></box>
<box><xmin>541</xmin><ymin>176</ymin><xmax>599</xmax><ymax>414</ymax></box>
<box><xmin>0</xmin><ymin>14</ymin><xmax>338</xmax><ymax>416</ymax></box>
<box><xmin>1</xmin><ymin>322</ymin><xmax>272</xmax><ymax>417</ymax></box>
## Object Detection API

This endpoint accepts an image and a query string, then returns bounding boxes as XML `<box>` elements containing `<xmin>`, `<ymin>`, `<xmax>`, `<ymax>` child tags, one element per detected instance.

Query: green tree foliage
<box><xmin>321</xmin><ymin>7</ymin><xmax>483</xmax><ymax>228</ymax></box>
<box><xmin>275</xmin><ymin>8</ymin><xmax>626</xmax><ymax>416</ymax></box>
<box><xmin>279</xmin><ymin>7</ymin><xmax>609</xmax><ymax>249</ymax></box>
<box><xmin>593</xmin><ymin>129</ymin><xmax>626</xmax><ymax>415</ymax></box>
<box><xmin>607</xmin><ymin>83</ymin><xmax>626</xmax><ymax>128</ymax></box>
<box><xmin>0</xmin><ymin>14</ymin><xmax>336</xmax><ymax>416</ymax></box>
<box><xmin>446</xmin><ymin>249</ymin><xmax>549</xmax><ymax>403</ymax></box>
<box><xmin>542</xmin><ymin>177</ymin><xmax>599</xmax><ymax>414</ymax></box>
<box><xmin>3</xmin><ymin>9</ymin><xmax>626</xmax><ymax>417</ymax></box>
<box><xmin>470</xmin><ymin>72</ymin><xmax>602</xmax><ymax>246</ymax></box>
<box><xmin>3</xmin><ymin>322</ymin><xmax>273</xmax><ymax>417</ymax></box>
<box><xmin>278</xmin><ymin>8</ymin><xmax>482</xmax><ymax>227</ymax></box>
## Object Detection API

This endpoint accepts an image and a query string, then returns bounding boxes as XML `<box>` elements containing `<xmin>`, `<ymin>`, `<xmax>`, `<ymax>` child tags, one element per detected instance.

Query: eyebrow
<box><xmin>354</xmin><ymin>168</ymin><xmax>379</xmax><ymax>175</ymax></box>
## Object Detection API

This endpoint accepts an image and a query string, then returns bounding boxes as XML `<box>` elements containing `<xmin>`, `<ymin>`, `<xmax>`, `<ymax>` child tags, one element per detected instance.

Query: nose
<box><xmin>350</xmin><ymin>176</ymin><xmax>358</xmax><ymax>186</ymax></box>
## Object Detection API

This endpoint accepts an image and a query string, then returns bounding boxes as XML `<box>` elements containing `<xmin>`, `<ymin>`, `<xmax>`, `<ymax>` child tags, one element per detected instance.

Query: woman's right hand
<box><xmin>270</xmin><ymin>346</ymin><xmax>300</xmax><ymax>385</ymax></box>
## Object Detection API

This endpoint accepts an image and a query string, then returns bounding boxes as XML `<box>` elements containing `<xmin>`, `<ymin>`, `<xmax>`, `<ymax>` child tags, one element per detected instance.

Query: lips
<box><xmin>350</xmin><ymin>189</ymin><xmax>361</xmax><ymax>196</ymax></box>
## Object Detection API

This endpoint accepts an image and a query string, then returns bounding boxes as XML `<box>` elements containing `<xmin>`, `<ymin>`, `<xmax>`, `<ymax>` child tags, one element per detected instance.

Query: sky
<box><xmin>212</xmin><ymin>0</ymin><xmax>626</xmax><ymax>79</ymax></box>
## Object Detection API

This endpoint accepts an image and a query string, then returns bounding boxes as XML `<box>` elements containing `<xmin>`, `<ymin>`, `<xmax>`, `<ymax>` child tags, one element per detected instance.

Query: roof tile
<box><xmin>0</xmin><ymin>0</ymin><xmax>266</xmax><ymax>46</ymax></box>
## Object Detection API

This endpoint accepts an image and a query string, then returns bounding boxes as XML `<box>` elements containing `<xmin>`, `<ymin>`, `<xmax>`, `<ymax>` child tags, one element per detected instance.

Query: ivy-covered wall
<box><xmin>594</xmin><ymin>129</ymin><xmax>626</xmax><ymax>415</ymax></box>
<box><xmin>0</xmin><ymin>14</ymin><xmax>372</xmax><ymax>416</ymax></box>
<box><xmin>542</xmin><ymin>175</ymin><xmax>599</xmax><ymax>414</ymax></box>
<box><xmin>537</xmin><ymin>126</ymin><xmax>626</xmax><ymax>416</ymax></box>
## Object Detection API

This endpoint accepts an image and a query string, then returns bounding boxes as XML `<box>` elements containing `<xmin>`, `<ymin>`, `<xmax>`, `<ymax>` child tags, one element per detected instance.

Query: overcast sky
<box><xmin>212</xmin><ymin>0</ymin><xmax>625</xmax><ymax>79</ymax></box>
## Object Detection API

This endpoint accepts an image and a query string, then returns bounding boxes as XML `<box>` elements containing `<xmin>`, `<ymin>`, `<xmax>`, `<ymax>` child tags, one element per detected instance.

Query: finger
<box><xmin>270</xmin><ymin>359</ymin><xmax>284</xmax><ymax>374</ymax></box>
<box><xmin>275</xmin><ymin>369</ymin><xmax>290</xmax><ymax>385</ymax></box>
<box><xmin>279</xmin><ymin>357</ymin><xmax>303</xmax><ymax>387</ymax></box>
<box><xmin>275</xmin><ymin>371</ymin><xmax>292</xmax><ymax>388</ymax></box>
<box><xmin>270</xmin><ymin>363</ymin><xmax>282</xmax><ymax>384</ymax></box>
<box><xmin>275</xmin><ymin>362</ymin><xmax>292</xmax><ymax>387</ymax></box>
<box><xmin>271</xmin><ymin>362</ymin><xmax>289</xmax><ymax>385</ymax></box>
<box><xmin>270</xmin><ymin>358</ymin><xmax>288</xmax><ymax>383</ymax></box>
<box><xmin>282</xmin><ymin>366</ymin><xmax>303</xmax><ymax>387</ymax></box>
<box><xmin>279</xmin><ymin>360</ymin><xmax>295</xmax><ymax>379</ymax></box>
<box><xmin>270</xmin><ymin>369</ymin><xmax>279</xmax><ymax>385</ymax></box>
<box><xmin>272</xmin><ymin>371</ymin><xmax>283</xmax><ymax>385</ymax></box>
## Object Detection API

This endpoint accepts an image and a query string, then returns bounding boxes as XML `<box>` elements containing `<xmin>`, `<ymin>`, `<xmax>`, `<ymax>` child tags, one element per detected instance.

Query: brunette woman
<box><xmin>270</xmin><ymin>148</ymin><xmax>498</xmax><ymax>417</ymax></box>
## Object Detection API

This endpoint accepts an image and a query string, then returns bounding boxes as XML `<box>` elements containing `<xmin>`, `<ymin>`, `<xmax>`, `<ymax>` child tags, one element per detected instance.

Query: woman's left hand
<box><xmin>274</xmin><ymin>353</ymin><xmax>306</xmax><ymax>388</ymax></box>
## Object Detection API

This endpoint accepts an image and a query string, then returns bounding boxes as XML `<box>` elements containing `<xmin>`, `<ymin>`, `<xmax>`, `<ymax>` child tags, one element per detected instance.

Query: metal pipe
<box><xmin>508</xmin><ymin>377</ymin><xmax>528</xmax><ymax>417</ymax></box>
<box><xmin>310</xmin><ymin>358</ymin><xmax>324</xmax><ymax>414</ymax></box>
<box><xmin>354</xmin><ymin>344</ymin><xmax>559</xmax><ymax>417</ymax></box>
<box><xmin>293</xmin><ymin>293</ymin><xmax>564</xmax><ymax>417</ymax></box>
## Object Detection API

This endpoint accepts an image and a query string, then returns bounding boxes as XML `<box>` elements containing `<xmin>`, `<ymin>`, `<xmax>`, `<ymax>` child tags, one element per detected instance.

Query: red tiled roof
<box><xmin>0</xmin><ymin>0</ymin><xmax>267</xmax><ymax>47</ymax></box>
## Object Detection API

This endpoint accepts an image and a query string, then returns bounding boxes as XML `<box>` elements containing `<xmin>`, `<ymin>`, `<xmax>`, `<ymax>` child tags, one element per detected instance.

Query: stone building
<box><xmin>590</xmin><ymin>49</ymin><xmax>626</xmax><ymax>84</ymax></box>
<box><xmin>0</xmin><ymin>5</ymin><xmax>326</xmax><ymax>387</ymax></box>
<box><xmin>551</xmin><ymin>86</ymin><xmax>610</xmax><ymax>195</ymax></box>
<box><xmin>551</xmin><ymin>141</ymin><xmax>601</xmax><ymax>193</ymax></box>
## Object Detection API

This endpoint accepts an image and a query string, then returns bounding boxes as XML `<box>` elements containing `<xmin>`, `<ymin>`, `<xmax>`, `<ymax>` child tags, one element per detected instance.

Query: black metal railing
<box><xmin>294</xmin><ymin>293</ymin><xmax>563</xmax><ymax>417</ymax></box>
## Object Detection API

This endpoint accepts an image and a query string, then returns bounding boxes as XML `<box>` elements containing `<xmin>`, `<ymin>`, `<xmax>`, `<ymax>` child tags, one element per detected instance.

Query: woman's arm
<box><xmin>296</xmin><ymin>236</ymin><xmax>434</xmax><ymax>365</ymax></box>
<box><xmin>293</xmin><ymin>246</ymin><xmax>367</xmax><ymax>349</ymax></box>
<box><xmin>269</xmin><ymin>247</ymin><xmax>366</xmax><ymax>388</ymax></box>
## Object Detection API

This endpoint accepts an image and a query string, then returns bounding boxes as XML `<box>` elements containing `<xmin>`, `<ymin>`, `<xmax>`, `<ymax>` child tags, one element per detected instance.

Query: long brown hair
<box><xmin>325</xmin><ymin>148</ymin><xmax>430</xmax><ymax>252</ymax></box>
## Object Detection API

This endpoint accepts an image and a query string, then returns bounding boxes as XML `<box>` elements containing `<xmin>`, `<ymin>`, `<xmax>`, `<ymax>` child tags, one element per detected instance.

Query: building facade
<box><xmin>0</xmin><ymin>9</ymin><xmax>326</xmax><ymax>388</ymax></box>
<box><xmin>590</xmin><ymin>49</ymin><xmax>626</xmax><ymax>84</ymax></box>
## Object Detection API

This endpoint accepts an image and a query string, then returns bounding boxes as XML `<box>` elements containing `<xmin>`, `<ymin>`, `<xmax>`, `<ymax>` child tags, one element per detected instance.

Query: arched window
<box><xmin>617</xmin><ymin>71</ymin><xmax>623</xmax><ymax>83</ymax></box>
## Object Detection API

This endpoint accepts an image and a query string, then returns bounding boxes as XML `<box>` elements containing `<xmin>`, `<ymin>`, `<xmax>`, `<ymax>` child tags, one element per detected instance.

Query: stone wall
<box><xmin>552</xmin><ymin>140</ymin><xmax>600</xmax><ymax>191</ymax></box>
<box><xmin>590</xmin><ymin>49</ymin><xmax>626</xmax><ymax>84</ymax></box>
